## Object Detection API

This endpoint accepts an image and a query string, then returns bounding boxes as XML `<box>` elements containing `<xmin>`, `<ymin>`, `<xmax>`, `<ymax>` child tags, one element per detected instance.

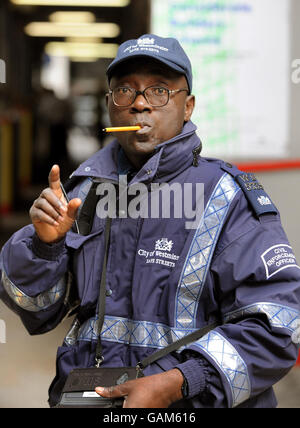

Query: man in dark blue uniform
<box><xmin>1</xmin><ymin>35</ymin><xmax>300</xmax><ymax>408</ymax></box>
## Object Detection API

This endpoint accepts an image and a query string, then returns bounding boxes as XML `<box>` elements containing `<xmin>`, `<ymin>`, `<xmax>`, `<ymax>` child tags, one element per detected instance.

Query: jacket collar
<box><xmin>71</xmin><ymin>121</ymin><xmax>202</xmax><ymax>183</ymax></box>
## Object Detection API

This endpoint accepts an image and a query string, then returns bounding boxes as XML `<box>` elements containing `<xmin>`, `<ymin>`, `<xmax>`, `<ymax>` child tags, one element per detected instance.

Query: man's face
<box><xmin>106</xmin><ymin>58</ymin><xmax>195</xmax><ymax>168</ymax></box>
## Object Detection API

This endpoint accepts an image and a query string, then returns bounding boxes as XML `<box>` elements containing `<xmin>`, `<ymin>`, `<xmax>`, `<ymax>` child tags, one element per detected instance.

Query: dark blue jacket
<box><xmin>1</xmin><ymin>121</ymin><xmax>300</xmax><ymax>408</ymax></box>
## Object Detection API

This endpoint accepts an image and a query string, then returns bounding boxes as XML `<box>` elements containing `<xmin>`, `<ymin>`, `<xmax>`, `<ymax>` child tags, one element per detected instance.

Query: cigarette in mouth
<box><xmin>103</xmin><ymin>126</ymin><xmax>141</xmax><ymax>133</ymax></box>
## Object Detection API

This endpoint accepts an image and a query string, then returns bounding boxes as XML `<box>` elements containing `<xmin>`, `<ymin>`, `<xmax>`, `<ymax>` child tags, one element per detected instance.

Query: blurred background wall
<box><xmin>0</xmin><ymin>0</ymin><xmax>299</xmax><ymax>408</ymax></box>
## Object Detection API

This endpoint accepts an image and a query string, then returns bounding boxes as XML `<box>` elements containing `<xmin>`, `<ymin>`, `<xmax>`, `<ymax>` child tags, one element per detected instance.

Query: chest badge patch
<box><xmin>155</xmin><ymin>238</ymin><xmax>173</xmax><ymax>252</ymax></box>
<box><xmin>138</xmin><ymin>238</ymin><xmax>179</xmax><ymax>268</ymax></box>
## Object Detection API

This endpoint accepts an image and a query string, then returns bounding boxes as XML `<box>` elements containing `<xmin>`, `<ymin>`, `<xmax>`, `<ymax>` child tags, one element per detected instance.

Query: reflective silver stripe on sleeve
<box><xmin>193</xmin><ymin>331</ymin><xmax>251</xmax><ymax>408</ymax></box>
<box><xmin>224</xmin><ymin>302</ymin><xmax>300</xmax><ymax>334</ymax></box>
<box><xmin>1</xmin><ymin>269</ymin><xmax>66</xmax><ymax>312</ymax></box>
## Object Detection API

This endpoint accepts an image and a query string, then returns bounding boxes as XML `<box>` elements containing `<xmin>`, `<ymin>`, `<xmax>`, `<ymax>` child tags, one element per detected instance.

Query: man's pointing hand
<box><xmin>29</xmin><ymin>165</ymin><xmax>81</xmax><ymax>243</ymax></box>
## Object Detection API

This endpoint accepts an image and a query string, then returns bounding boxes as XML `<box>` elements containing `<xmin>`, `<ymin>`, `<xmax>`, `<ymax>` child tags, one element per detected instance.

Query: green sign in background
<box><xmin>151</xmin><ymin>0</ymin><xmax>290</xmax><ymax>160</ymax></box>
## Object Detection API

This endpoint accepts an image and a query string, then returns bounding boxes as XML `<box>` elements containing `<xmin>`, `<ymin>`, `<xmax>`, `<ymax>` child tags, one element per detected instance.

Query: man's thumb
<box><xmin>67</xmin><ymin>198</ymin><xmax>82</xmax><ymax>220</ymax></box>
<box><xmin>95</xmin><ymin>385</ymin><xmax>126</xmax><ymax>398</ymax></box>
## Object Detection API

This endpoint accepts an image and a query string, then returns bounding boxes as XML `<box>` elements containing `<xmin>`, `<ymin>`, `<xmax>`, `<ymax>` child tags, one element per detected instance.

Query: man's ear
<box><xmin>184</xmin><ymin>95</ymin><xmax>195</xmax><ymax>122</ymax></box>
<box><xmin>105</xmin><ymin>92</ymin><xmax>109</xmax><ymax>107</ymax></box>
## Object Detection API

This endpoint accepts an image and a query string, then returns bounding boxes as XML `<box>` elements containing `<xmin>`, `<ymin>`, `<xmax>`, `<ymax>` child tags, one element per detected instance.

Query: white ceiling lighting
<box><xmin>45</xmin><ymin>41</ymin><xmax>118</xmax><ymax>58</ymax></box>
<box><xmin>66</xmin><ymin>37</ymin><xmax>103</xmax><ymax>43</ymax></box>
<box><xmin>11</xmin><ymin>0</ymin><xmax>130</xmax><ymax>6</ymax></box>
<box><xmin>49</xmin><ymin>11</ymin><xmax>96</xmax><ymax>23</ymax></box>
<box><xmin>25</xmin><ymin>22</ymin><xmax>120</xmax><ymax>38</ymax></box>
<box><xmin>70</xmin><ymin>57</ymin><xmax>99</xmax><ymax>62</ymax></box>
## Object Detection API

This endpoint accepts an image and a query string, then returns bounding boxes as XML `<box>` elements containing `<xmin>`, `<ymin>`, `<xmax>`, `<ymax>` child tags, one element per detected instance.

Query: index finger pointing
<box><xmin>48</xmin><ymin>165</ymin><xmax>62</xmax><ymax>192</ymax></box>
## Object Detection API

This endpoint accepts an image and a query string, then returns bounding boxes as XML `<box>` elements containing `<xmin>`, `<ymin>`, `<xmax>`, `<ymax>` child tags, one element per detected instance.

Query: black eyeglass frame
<box><xmin>107</xmin><ymin>85</ymin><xmax>190</xmax><ymax>107</ymax></box>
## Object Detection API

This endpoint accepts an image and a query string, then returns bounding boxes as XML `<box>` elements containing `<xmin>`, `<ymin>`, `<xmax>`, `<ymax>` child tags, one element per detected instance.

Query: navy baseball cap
<box><xmin>106</xmin><ymin>34</ymin><xmax>193</xmax><ymax>93</ymax></box>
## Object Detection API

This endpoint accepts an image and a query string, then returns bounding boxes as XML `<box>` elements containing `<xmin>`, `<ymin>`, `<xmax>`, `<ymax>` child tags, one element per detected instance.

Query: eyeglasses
<box><xmin>108</xmin><ymin>85</ymin><xmax>189</xmax><ymax>107</ymax></box>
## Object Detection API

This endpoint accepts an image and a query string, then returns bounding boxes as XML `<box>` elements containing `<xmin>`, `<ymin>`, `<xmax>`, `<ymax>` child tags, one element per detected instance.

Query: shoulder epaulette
<box><xmin>220</xmin><ymin>161</ymin><xmax>278</xmax><ymax>217</ymax></box>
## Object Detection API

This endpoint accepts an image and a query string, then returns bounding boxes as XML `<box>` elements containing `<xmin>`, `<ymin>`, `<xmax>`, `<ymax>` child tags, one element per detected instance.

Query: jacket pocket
<box><xmin>65</xmin><ymin>228</ymin><xmax>104</xmax><ymax>250</ymax></box>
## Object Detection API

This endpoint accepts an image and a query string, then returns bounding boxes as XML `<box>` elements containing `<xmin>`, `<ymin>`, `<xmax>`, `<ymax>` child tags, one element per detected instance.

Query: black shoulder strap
<box><xmin>137</xmin><ymin>320</ymin><xmax>219</xmax><ymax>371</ymax></box>
<box><xmin>95</xmin><ymin>216</ymin><xmax>112</xmax><ymax>368</ymax></box>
